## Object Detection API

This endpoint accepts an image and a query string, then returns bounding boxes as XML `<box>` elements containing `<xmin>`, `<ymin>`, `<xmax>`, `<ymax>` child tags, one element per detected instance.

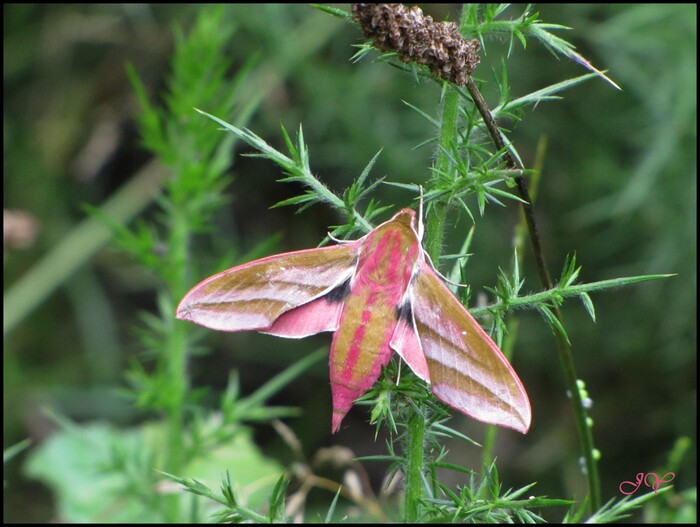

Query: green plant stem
<box><xmin>164</xmin><ymin>209</ymin><xmax>191</xmax><ymax>481</ymax></box>
<box><xmin>402</xmin><ymin>82</ymin><xmax>462</xmax><ymax>522</ymax></box>
<box><xmin>424</xmin><ymin>88</ymin><xmax>460</xmax><ymax>261</ymax></box>
<box><xmin>403</xmin><ymin>409</ymin><xmax>425</xmax><ymax>522</ymax></box>
<box><xmin>462</xmin><ymin>71</ymin><xmax>602</xmax><ymax>512</ymax></box>
<box><xmin>484</xmin><ymin>135</ymin><xmax>547</xmax><ymax>467</ymax></box>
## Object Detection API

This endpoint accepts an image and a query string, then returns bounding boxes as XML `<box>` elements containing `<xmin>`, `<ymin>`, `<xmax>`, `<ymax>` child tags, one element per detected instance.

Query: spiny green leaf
<box><xmin>536</xmin><ymin>304</ymin><xmax>571</xmax><ymax>344</ymax></box>
<box><xmin>580</xmin><ymin>292</ymin><xmax>596</xmax><ymax>322</ymax></box>
<box><xmin>268</xmin><ymin>474</ymin><xmax>289</xmax><ymax>522</ymax></box>
<box><xmin>312</xmin><ymin>4</ymin><xmax>351</xmax><ymax>20</ymax></box>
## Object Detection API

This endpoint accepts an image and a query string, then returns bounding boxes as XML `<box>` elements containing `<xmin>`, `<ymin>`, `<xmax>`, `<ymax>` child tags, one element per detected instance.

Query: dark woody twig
<box><xmin>463</xmin><ymin>75</ymin><xmax>602</xmax><ymax>513</ymax></box>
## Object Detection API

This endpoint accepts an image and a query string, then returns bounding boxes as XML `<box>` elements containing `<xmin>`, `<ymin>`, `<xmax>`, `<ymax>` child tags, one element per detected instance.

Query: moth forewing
<box><xmin>175</xmin><ymin>243</ymin><xmax>360</xmax><ymax>333</ymax></box>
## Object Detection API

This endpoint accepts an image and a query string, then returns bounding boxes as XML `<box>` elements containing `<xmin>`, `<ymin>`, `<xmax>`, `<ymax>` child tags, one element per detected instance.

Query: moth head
<box><xmin>385</xmin><ymin>186</ymin><xmax>425</xmax><ymax>241</ymax></box>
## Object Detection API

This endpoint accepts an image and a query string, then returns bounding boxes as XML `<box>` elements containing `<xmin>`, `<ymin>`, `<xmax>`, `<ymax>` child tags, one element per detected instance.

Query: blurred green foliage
<box><xmin>4</xmin><ymin>4</ymin><xmax>695</xmax><ymax>523</ymax></box>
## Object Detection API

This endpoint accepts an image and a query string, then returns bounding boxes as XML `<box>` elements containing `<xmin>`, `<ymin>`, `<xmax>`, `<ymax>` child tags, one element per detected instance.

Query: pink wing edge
<box><xmin>389</xmin><ymin>308</ymin><xmax>431</xmax><ymax>383</ymax></box>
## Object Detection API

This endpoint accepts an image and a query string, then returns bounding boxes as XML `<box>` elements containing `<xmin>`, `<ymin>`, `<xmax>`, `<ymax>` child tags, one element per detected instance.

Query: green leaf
<box><xmin>580</xmin><ymin>292</ymin><xmax>596</xmax><ymax>322</ymax></box>
<box><xmin>24</xmin><ymin>420</ymin><xmax>283</xmax><ymax>522</ymax></box>
<box><xmin>312</xmin><ymin>4</ymin><xmax>352</xmax><ymax>20</ymax></box>
<box><xmin>4</xmin><ymin>439</ymin><xmax>31</xmax><ymax>464</ymax></box>
<box><xmin>536</xmin><ymin>304</ymin><xmax>571</xmax><ymax>344</ymax></box>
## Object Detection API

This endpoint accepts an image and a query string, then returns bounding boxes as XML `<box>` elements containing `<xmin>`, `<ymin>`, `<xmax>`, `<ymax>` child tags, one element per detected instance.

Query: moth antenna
<box><xmin>422</xmin><ymin>249</ymin><xmax>470</xmax><ymax>288</ymax></box>
<box><xmin>327</xmin><ymin>232</ymin><xmax>354</xmax><ymax>244</ymax></box>
<box><xmin>440</xmin><ymin>273</ymin><xmax>469</xmax><ymax>288</ymax></box>
<box><xmin>417</xmin><ymin>185</ymin><xmax>425</xmax><ymax>240</ymax></box>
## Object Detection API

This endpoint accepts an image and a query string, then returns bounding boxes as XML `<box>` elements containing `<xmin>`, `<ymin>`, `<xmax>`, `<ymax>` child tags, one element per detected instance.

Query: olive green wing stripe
<box><xmin>177</xmin><ymin>243</ymin><xmax>359</xmax><ymax>332</ymax></box>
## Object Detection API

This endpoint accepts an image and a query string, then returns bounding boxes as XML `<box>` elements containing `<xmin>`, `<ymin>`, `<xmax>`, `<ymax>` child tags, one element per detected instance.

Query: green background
<box><xmin>4</xmin><ymin>4</ymin><xmax>696</xmax><ymax>522</ymax></box>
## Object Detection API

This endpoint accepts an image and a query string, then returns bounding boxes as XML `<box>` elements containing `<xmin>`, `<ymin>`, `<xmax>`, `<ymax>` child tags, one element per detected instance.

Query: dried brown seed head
<box><xmin>352</xmin><ymin>3</ymin><xmax>480</xmax><ymax>85</ymax></box>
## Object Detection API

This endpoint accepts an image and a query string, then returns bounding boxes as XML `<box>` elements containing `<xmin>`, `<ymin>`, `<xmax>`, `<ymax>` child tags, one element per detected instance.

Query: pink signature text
<box><xmin>619</xmin><ymin>472</ymin><xmax>675</xmax><ymax>496</ymax></box>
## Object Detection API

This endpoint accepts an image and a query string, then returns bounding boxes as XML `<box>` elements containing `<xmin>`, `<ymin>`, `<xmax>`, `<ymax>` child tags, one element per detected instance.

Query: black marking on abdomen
<box><xmin>396</xmin><ymin>300</ymin><xmax>413</xmax><ymax>323</ymax></box>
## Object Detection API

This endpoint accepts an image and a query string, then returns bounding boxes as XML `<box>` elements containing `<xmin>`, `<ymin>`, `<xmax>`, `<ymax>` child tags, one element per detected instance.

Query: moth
<box><xmin>176</xmin><ymin>208</ymin><xmax>531</xmax><ymax>433</ymax></box>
